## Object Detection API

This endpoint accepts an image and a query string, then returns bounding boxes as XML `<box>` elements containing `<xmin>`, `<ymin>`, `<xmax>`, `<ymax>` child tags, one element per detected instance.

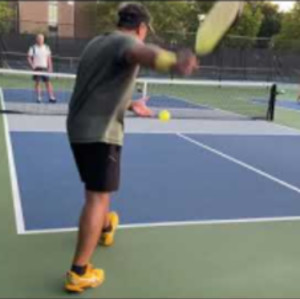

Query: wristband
<box><xmin>154</xmin><ymin>50</ymin><xmax>177</xmax><ymax>72</ymax></box>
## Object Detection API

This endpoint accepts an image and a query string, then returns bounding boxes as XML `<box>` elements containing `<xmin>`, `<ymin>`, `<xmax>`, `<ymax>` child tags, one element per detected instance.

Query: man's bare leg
<box><xmin>45</xmin><ymin>81</ymin><xmax>56</xmax><ymax>102</ymax></box>
<box><xmin>35</xmin><ymin>81</ymin><xmax>42</xmax><ymax>102</ymax></box>
<box><xmin>72</xmin><ymin>190</ymin><xmax>110</xmax><ymax>266</ymax></box>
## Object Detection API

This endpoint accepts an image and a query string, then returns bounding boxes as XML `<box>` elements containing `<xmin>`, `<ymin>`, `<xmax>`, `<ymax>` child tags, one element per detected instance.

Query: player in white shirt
<box><xmin>27</xmin><ymin>34</ymin><xmax>56</xmax><ymax>103</ymax></box>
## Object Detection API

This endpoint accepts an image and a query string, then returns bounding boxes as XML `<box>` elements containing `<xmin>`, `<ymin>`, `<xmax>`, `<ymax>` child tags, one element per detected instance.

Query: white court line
<box><xmin>17</xmin><ymin>131</ymin><xmax>300</xmax><ymax>236</ymax></box>
<box><xmin>5</xmin><ymin>121</ymin><xmax>300</xmax><ymax>236</ymax></box>
<box><xmin>177</xmin><ymin>133</ymin><xmax>300</xmax><ymax>195</ymax></box>
<box><xmin>21</xmin><ymin>216</ymin><xmax>300</xmax><ymax>235</ymax></box>
<box><xmin>0</xmin><ymin>88</ymin><xmax>25</xmax><ymax>234</ymax></box>
<box><xmin>18</xmin><ymin>130</ymin><xmax>300</xmax><ymax>236</ymax></box>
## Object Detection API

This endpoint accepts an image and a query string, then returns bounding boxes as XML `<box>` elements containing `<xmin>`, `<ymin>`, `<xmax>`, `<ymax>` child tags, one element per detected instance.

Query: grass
<box><xmin>148</xmin><ymin>83</ymin><xmax>270</xmax><ymax>118</ymax></box>
<box><xmin>274</xmin><ymin>85</ymin><xmax>300</xmax><ymax>130</ymax></box>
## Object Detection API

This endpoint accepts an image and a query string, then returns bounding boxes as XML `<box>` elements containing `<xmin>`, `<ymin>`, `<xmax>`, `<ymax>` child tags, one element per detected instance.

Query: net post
<box><xmin>266</xmin><ymin>83</ymin><xmax>277</xmax><ymax>121</ymax></box>
<box><xmin>143</xmin><ymin>81</ymin><xmax>148</xmax><ymax>98</ymax></box>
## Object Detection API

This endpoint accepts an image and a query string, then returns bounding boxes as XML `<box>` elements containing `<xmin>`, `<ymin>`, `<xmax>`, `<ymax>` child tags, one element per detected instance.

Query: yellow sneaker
<box><xmin>100</xmin><ymin>211</ymin><xmax>119</xmax><ymax>247</ymax></box>
<box><xmin>65</xmin><ymin>264</ymin><xmax>105</xmax><ymax>293</ymax></box>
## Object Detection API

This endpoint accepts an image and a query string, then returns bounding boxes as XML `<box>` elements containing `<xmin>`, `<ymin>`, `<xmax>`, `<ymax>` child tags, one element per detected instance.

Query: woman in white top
<box><xmin>27</xmin><ymin>34</ymin><xmax>56</xmax><ymax>103</ymax></box>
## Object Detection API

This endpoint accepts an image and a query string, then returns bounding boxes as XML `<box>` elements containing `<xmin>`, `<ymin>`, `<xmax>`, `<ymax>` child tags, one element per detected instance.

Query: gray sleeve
<box><xmin>117</xmin><ymin>35</ymin><xmax>139</xmax><ymax>64</ymax></box>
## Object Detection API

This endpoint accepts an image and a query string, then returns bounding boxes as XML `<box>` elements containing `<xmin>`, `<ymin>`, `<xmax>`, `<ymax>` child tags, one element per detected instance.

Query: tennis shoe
<box><xmin>65</xmin><ymin>264</ymin><xmax>105</xmax><ymax>293</ymax></box>
<box><xmin>100</xmin><ymin>211</ymin><xmax>119</xmax><ymax>247</ymax></box>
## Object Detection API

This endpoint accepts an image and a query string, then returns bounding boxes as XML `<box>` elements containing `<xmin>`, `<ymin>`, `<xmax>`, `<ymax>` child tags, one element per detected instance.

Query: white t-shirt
<box><xmin>28</xmin><ymin>44</ymin><xmax>51</xmax><ymax>69</ymax></box>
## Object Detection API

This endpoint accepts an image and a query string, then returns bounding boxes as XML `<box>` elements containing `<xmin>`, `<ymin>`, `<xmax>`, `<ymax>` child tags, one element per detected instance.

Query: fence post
<box><xmin>0</xmin><ymin>35</ymin><xmax>3</xmax><ymax>68</ymax></box>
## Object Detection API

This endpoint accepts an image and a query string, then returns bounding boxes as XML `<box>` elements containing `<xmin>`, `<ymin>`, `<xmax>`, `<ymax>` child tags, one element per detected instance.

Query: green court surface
<box><xmin>274</xmin><ymin>86</ymin><xmax>300</xmax><ymax>130</ymax></box>
<box><xmin>275</xmin><ymin>108</ymin><xmax>300</xmax><ymax>130</ymax></box>
<box><xmin>2</xmin><ymin>75</ymin><xmax>300</xmax><ymax>298</ymax></box>
<box><xmin>2</xmin><ymin>114</ymin><xmax>300</xmax><ymax>298</ymax></box>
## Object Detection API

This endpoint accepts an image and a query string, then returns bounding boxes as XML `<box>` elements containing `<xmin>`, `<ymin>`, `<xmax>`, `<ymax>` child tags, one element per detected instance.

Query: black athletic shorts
<box><xmin>70</xmin><ymin>142</ymin><xmax>122</xmax><ymax>192</ymax></box>
<box><xmin>33</xmin><ymin>67</ymin><xmax>50</xmax><ymax>82</ymax></box>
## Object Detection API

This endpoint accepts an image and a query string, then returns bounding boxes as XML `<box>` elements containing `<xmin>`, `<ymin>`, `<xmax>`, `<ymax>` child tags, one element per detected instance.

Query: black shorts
<box><xmin>33</xmin><ymin>67</ymin><xmax>50</xmax><ymax>82</ymax></box>
<box><xmin>70</xmin><ymin>142</ymin><xmax>122</xmax><ymax>192</ymax></box>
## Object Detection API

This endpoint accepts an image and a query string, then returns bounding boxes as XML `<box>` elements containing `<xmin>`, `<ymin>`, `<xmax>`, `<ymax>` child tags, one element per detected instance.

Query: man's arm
<box><xmin>27</xmin><ymin>47</ymin><xmax>34</xmax><ymax>69</ymax></box>
<box><xmin>124</xmin><ymin>44</ymin><xmax>198</xmax><ymax>117</ymax></box>
<box><xmin>125</xmin><ymin>44</ymin><xmax>198</xmax><ymax>76</ymax></box>
<box><xmin>47</xmin><ymin>53</ymin><xmax>53</xmax><ymax>72</ymax></box>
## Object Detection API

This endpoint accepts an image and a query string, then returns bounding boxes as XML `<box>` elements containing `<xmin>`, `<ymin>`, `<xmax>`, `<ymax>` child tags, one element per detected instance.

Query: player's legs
<box><xmin>34</xmin><ymin>80</ymin><xmax>42</xmax><ymax>102</ymax></box>
<box><xmin>33</xmin><ymin>67</ymin><xmax>43</xmax><ymax>102</ymax></box>
<box><xmin>104</xmin><ymin>198</ymin><xmax>111</xmax><ymax>228</ymax></box>
<box><xmin>65</xmin><ymin>190</ymin><xmax>108</xmax><ymax>293</ymax></box>
<box><xmin>65</xmin><ymin>188</ymin><xmax>109</xmax><ymax>293</ymax></box>
<box><xmin>72</xmin><ymin>190</ymin><xmax>110</xmax><ymax>266</ymax></box>
<box><xmin>65</xmin><ymin>143</ymin><xmax>121</xmax><ymax>292</ymax></box>
<box><xmin>45</xmin><ymin>80</ymin><xmax>56</xmax><ymax>102</ymax></box>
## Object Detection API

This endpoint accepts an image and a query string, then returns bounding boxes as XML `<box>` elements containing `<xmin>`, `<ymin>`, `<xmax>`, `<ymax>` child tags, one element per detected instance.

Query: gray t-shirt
<box><xmin>67</xmin><ymin>31</ymin><xmax>139</xmax><ymax>146</ymax></box>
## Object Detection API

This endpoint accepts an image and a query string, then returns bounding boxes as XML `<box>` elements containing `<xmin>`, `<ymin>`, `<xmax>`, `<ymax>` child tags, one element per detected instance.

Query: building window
<box><xmin>48</xmin><ymin>1</ymin><xmax>58</xmax><ymax>27</ymax></box>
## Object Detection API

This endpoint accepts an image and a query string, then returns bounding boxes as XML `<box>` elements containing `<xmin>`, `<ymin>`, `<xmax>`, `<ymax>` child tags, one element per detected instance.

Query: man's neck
<box><xmin>118</xmin><ymin>28</ymin><xmax>138</xmax><ymax>39</ymax></box>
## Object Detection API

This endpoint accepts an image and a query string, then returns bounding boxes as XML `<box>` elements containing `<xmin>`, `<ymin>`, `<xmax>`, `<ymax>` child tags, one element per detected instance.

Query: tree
<box><xmin>273</xmin><ymin>2</ymin><xmax>300</xmax><ymax>50</ymax></box>
<box><xmin>83</xmin><ymin>1</ymin><xmax>266</xmax><ymax>49</ymax></box>
<box><xmin>186</xmin><ymin>1</ymin><xmax>215</xmax><ymax>32</ymax></box>
<box><xmin>87</xmin><ymin>1</ymin><xmax>198</xmax><ymax>48</ymax></box>
<box><xmin>142</xmin><ymin>1</ymin><xmax>196</xmax><ymax>48</ymax></box>
<box><xmin>223</xmin><ymin>3</ymin><xmax>264</xmax><ymax>48</ymax></box>
<box><xmin>189</xmin><ymin>2</ymin><xmax>264</xmax><ymax>48</ymax></box>
<box><xmin>0</xmin><ymin>2</ymin><xmax>14</xmax><ymax>34</ymax></box>
<box><xmin>256</xmin><ymin>2</ymin><xmax>282</xmax><ymax>38</ymax></box>
<box><xmin>92</xmin><ymin>1</ymin><xmax>120</xmax><ymax>33</ymax></box>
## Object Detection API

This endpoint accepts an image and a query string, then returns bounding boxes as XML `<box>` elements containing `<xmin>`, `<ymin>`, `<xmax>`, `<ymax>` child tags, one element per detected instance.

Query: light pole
<box><xmin>67</xmin><ymin>1</ymin><xmax>75</xmax><ymax>37</ymax></box>
<box><xmin>198</xmin><ymin>14</ymin><xmax>206</xmax><ymax>24</ymax></box>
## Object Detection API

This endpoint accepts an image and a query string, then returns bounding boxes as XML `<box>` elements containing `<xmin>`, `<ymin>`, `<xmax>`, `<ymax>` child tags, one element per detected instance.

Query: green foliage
<box><xmin>89</xmin><ymin>1</ymin><xmax>120</xmax><ymax>33</ymax></box>
<box><xmin>83</xmin><ymin>1</ymin><xmax>298</xmax><ymax>50</ymax></box>
<box><xmin>273</xmin><ymin>2</ymin><xmax>300</xmax><ymax>51</ymax></box>
<box><xmin>86</xmin><ymin>1</ymin><xmax>199</xmax><ymax>48</ymax></box>
<box><xmin>223</xmin><ymin>3</ymin><xmax>264</xmax><ymax>48</ymax></box>
<box><xmin>256</xmin><ymin>1</ymin><xmax>282</xmax><ymax>38</ymax></box>
<box><xmin>0</xmin><ymin>2</ymin><xmax>14</xmax><ymax>34</ymax></box>
<box><xmin>143</xmin><ymin>1</ymin><xmax>195</xmax><ymax>48</ymax></box>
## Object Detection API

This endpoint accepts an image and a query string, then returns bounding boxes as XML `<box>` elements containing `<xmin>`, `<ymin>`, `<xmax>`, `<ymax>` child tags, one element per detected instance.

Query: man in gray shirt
<box><xmin>65</xmin><ymin>2</ymin><xmax>197</xmax><ymax>293</ymax></box>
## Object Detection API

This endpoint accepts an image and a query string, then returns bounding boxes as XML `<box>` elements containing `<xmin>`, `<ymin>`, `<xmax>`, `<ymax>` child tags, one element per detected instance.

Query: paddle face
<box><xmin>195</xmin><ymin>1</ymin><xmax>244</xmax><ymax>56</ymax></box>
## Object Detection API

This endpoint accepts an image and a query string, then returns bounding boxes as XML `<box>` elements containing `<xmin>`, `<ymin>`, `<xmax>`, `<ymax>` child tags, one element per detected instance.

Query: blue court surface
<box><xmin>10</xmin><ymin>131</ymin><xmax>300</xmax><ymax>232</ymax></box>
<box><xmin>276</xmin><ymin>100</ymin><xmax>300</xmax><ymax>111</ymax></box>
<box><xmin>253</xmin><ymin>98</ymin><xmax>300</xmax><ymax>111</ymax></box>
<box><xmin>3</xmin><ymin>88</ymin><xmax>209</xmax><ymax>109</ymax></box>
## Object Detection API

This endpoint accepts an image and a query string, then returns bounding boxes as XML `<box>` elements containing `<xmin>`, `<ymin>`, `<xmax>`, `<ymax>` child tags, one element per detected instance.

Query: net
<box><xmin>0</xmin><ymin>68</ymin><xmax>276</xmax><ymax>120</ymax></box>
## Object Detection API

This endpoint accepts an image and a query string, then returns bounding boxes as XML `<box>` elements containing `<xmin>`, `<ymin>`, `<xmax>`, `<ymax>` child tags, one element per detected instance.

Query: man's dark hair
<box><xmin>117</xmin><ymin>2</ymin><xmax>151</xmax><ymax>29</ymax></box>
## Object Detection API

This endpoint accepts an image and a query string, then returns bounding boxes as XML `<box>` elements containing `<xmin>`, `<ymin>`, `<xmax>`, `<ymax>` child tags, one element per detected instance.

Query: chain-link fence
<box><xmin>1</xmin><ymin>31</ymin><xmax>300</xmax><ymax>82</ymax></box>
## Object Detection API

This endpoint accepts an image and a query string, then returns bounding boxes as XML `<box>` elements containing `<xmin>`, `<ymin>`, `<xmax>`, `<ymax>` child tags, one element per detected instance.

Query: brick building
<box><xmin>14</xmin><ymin>1</ymin><xmax>95</xmax><ymax>38</ymax></box>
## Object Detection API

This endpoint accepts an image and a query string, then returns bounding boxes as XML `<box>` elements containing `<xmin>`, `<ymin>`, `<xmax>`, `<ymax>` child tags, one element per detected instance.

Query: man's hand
<box><xmin>129</xmin><ymin>97</ymin><xmax>154</xmax><ymax>117</ymax></box>
<box><xmin>27</xmin><ymin>57</ymin><xmax>34</xmax><ymax>70</ymax></box>
<box><xmin>174</xmin><ymin>49</ymin><xmax>199</xmax><ymax>76</ymax></box>
<box><xmin>48</xmin><ymin>56</ymin><xmax>53</xmax><ymax>72</ymax></box>
<box><xmin>125</xmin><ymin>44</ymin><xmax>199</xmax><ymax>76</ymax></box>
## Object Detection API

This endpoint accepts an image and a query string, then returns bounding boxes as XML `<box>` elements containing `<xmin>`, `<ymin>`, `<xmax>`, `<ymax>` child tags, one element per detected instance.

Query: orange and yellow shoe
<box><xmin>100</xmin><ymin>211</ymin><xmax>119</xmax><ymax>247</ymax></box>
<box><xmin>65</xmin><ymin>264</ymin><xmax>105</xmax><ymax>293</ymax></box>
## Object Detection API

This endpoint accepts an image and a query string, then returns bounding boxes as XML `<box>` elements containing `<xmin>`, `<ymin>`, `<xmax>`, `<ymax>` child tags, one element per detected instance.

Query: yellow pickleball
<box><xmin>159</xmin><ymin>110</ymin><xmax>171</xmax><ymax>122</ymax></box>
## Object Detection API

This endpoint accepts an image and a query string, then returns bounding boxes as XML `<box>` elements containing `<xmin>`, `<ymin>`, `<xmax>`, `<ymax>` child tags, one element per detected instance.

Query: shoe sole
<box><xmin>65</xmin><ymin>276</ymin><xmax>105</xmax><ymax>293</ymax></box>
